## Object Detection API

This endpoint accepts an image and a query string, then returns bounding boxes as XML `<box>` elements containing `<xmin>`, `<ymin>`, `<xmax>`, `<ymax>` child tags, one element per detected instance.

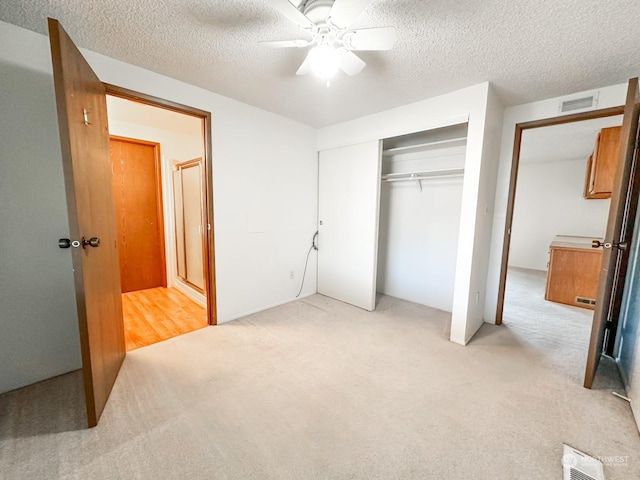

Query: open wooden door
<box><xmin>49</xmin><ymin>18</ymin><xmax>125</xmax><ymax>426</ymax></box>
<box><xmin>584</xmin><ymin>78</ymin><xmax>640</xmax><ymax>388</ymax></box>
<box><xmin>317</xmin><ymin>141</ymin><xmax>382</xmax><ymax>311</ymax></box>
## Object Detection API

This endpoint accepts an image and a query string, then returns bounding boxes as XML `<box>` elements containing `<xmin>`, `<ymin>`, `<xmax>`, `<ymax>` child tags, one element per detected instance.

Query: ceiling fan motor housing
<box><xmin>301</xmin><ymin>0</ymin><xmax>335</xmax><ymax>26</ymax></box>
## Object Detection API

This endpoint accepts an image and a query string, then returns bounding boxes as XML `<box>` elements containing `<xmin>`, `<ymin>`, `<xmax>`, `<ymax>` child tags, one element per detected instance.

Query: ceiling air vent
<box><xmin>559</xmin><ymin>92</ymin><xmax>599</xmax><ymax>113</ymax></box>
<box><xmin>562</xmin><ymin>445</ymin><xmax>605</xmax><ymax>480</ymax></box>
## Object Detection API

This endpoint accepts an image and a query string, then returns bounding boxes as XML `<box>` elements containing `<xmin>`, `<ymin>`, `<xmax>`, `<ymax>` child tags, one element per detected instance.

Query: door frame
<box><xmin>105</xmin><ymin>84</ymin><xmax>217</xmax><ymax>325</ymax></box>
<box><xmin>494</xmin><ymin>105</ymin><xmax>625</xmax><ymax>325</ymax></box>
<box><xmin>110</xmin><ymin>135</ymin><xmax>167</xmax><ymax>289</ymax></box>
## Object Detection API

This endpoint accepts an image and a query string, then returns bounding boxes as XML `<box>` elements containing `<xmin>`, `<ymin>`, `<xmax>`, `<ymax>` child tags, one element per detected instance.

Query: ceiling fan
<box><xmin>261</xmin><ymin>0</ymin><xmax>397</xmax><ymax>82</ymax></box>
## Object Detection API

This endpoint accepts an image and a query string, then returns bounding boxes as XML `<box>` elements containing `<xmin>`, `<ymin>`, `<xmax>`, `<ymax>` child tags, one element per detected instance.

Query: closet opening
<box><xmin>105</xmin><ymin>86</ymin><xmax>216</xmax><ymax>351</ymax></box>
<box><xmin>376</xmin><ymin>123</ymin><xmax>468</xmax><ymax>314</ymax></box>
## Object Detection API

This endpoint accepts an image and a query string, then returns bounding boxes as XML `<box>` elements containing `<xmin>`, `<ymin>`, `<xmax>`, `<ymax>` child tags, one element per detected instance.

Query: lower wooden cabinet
<box><xmin>545</xmin><ymin>236</ymin><xmax>602</xmax><ymax>310</ymax></box>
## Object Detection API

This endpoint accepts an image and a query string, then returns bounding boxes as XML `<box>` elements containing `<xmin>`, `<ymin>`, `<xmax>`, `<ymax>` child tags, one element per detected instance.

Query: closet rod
<box><xmin>382</xmin><ymin>169</ymin><xmax>464</xmax><ymax>192</ymax></box>
<box><xmin>383</xmin><ymin>174</ymin><xmax>463</xmax><ymax>182</ymax></box>
<box><xmin>381</xmin><ymin>167</ymin><xmax>464</xmax><ymax>181</ymax></box>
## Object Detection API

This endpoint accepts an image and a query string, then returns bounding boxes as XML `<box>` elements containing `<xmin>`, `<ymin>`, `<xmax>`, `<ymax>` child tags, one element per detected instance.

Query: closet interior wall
<box><xmin>377</xmin><ymin>124</ymin><xmax>468</xmax><ymax>312</ymax></box>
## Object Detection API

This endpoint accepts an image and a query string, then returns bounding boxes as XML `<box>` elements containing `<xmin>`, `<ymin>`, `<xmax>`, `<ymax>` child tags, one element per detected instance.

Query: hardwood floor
<box><xmin>122</xmin><ymin>287</ymin><xmax>207</xmax><ymax>351</ymax></box>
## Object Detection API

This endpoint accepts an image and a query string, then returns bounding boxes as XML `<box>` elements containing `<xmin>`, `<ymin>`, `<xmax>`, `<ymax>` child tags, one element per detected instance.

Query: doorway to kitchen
<box><xmin>497</xmin><ymin>107</ymin><xmax>624</xmax><ymax>380</ymax></box>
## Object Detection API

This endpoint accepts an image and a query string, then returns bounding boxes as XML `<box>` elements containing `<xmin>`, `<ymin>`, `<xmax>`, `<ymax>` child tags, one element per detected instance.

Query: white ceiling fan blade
<box><xmin>259</xmin><ymin>39</ymin><xmax>311</xmax><ymax>48</ymax></box>
<box><xmin>343</xmin><ymin>27</ymin><xmax>397</xmax><ymax>51</ymax></box>
<box><xmin>267</xmin><ymin>0</ymin><xmax>316</xmax><ymax>30</ymax></box>
<box><xmin>338</xmin><ymin>48</ymin><xmax>366</xmax><ymax>76</ymax></box>
<box><xmin>296</xmin><ymin>53</ymin><xmax>312</xmax><ymax>75</ymax></box>
<box><xmin>329</xmin><ymin>0</ymin><xmax>371</xmax><ymax>29</ymax></box>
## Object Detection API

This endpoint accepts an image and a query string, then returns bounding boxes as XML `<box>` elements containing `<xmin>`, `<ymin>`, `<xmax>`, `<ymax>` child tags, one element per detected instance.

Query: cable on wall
<box><xmin>296</xmin><ymin>231</ymin><xmax>318</xmax><ymax>298</ymax></box>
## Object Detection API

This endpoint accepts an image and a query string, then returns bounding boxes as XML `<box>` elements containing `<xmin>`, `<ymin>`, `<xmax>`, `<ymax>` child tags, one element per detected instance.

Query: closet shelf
<box><xmin>382</xmin><ymin>137</ymin><xmax>467</xmax><ymax>157</ymax></box>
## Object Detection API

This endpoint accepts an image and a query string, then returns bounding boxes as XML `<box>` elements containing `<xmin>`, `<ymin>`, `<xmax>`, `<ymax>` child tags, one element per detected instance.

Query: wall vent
<box><xmin>562</xmin><ymin>445</ymin><xmax>605</xmax><ymax>480</ymax></box>
<box><xmin>559</xmin><ymin>92</ymin><xmax>599</xmax><ymax>114</ymax></box>
<box><xmin>576</xmin><ymin>296</ymin><xmax>596</xmax><ymax>306</ymax></box>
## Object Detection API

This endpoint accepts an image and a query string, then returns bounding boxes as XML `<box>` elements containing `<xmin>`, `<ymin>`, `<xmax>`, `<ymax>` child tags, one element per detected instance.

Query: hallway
<box><xmin>122</xmin><ymin>287</ymin><xmax>207</xmax><ymax>350</ymax></box>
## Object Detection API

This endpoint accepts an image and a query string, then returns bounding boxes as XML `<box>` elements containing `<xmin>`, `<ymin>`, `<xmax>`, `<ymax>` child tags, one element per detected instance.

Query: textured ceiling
<box><xmin>1</xmin><ymin>0</ymin><xmax>639</xmax><ymax>127</ymax></box>
<box><xmin>520</xmin><ymin>114</ymin><xmax>622</xmax><ymax>164</ymax></box>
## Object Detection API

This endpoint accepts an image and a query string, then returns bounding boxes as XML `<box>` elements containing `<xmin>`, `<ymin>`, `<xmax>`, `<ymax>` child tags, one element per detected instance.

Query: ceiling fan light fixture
<box><xmin>264</xmin><ymin>0</ymin><xmax>396</xmax><ymax>80</ymax></box>
<box><xmin>307</xmin><ymin>44</ymin><xmax>340</xmax><ymax>79</ymax></box>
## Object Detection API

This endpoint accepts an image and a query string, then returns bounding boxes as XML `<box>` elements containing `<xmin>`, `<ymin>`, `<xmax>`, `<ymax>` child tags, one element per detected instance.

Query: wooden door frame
<box><xmin>110</xmin><ymin>135</ymin><xmax>167</xmax><ymax>288</ymax></box>
<box><xmin>494</xmin><ymin>105</ymin><xmax>625</xmax><ymax>325</ymax></box>
<box><xmin>104</xmin><ymin>84</ymin><xmax>217</xmax><ymax>325</ymax></box>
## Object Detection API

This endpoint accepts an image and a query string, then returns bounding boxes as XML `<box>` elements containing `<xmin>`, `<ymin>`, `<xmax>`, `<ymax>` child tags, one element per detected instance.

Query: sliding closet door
<box><xmin>317</xmin><ymin>140</ymin><xmax>382</xmax><ymax>311</ymax></box>
<box><xmin>181</xmin><ymin>164</ymin><xmax>205</xmax><ymax>290</ymax></box>
<box><xmin>173</xmin><ymin>159</ymin><xmax>205</xmax><ymax>292</ymax></box>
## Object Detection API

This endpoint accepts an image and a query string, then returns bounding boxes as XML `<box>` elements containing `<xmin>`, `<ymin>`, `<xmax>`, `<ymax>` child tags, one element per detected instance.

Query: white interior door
<box><xmin>317</xmin><ymin>140</ymin><xmax>382</xmax><ymax>311</ymax></box>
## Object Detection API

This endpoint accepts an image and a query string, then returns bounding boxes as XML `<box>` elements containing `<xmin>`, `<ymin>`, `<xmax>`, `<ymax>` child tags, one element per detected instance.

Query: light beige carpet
<box><xmin>1</xmin><ymin>288</ymin><xmax>639</xmax><ymax>479</ymax></box>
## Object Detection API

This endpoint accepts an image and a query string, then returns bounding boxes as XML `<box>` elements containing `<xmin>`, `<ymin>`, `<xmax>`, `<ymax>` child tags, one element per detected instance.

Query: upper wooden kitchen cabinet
<box><xmin>584</xmin><ymin>126</ymin><xmax>621</xmax><ymax>199</ymax></box>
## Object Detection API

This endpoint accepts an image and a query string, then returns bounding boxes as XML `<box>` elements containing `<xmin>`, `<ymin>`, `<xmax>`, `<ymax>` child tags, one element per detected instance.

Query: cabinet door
<box><xmin>545</xmin><ymin>247</ymin><xmax>601</xmax><ymax>309</ymax></box>
<box><xmin>586</xmin><ymin>126</ymin><xmax>621</xmax><ymax>198</ymax></box>
<box><xmin>317</xmin><ymin>141</ymin><xmax>382</xmax><ymax>311</ymax></box>
<box><xmin>584</xmin><ymin>154</ymin><xmax>594</xmax><ymax>198</ymax></box>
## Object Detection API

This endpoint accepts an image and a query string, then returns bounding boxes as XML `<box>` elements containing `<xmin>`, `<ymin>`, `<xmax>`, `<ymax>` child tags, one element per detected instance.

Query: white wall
<box><xmin>462</xmin><ymin>85</ymin><xmax>504</xmax><ymax>342</ymax></box>
<box><xmin>318</xmin><ymin>82</ymin><xmax>504</xmax><ymax>345</ymax></box>
<box><xmin>0</xmin><ymin>20</ymin><xmax>318</xmax><ymax>393</ymax></box>
<box><xmin>84</xmin><ymin>47</ymin><xmax>319</xmax><ymax>325</ymax></box>
<box><xmin>0</xmin><ymin>49</ymin><xmax>80</xmax><ymax>394</ymax></box>
<box><xmin>509</xmin><ymin>157</ymin><xmax>610</xmax><ymax>271</ymax></box>
<box><xmin>484</xmin><ymin>83</ymin><xmax>628</xmax><ymax>323</ymax></box>
<box><xmin>377</xmin><ymin>145</ymin><xmax>465</xmax><ymax>312</ymax></box>
<box><xmin>107</xmin><ymin>102</ymin><xmax>206</xmax><ymax>304</ymax></box>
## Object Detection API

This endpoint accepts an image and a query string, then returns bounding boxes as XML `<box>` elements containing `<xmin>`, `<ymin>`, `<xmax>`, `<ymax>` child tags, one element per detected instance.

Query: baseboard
<box><xmin>219</xmin><ymin>292</ymin><xmax>316</xmax><ymax>324</ymax></box>
<box><xmin>465</xmin><ymin>318</ymin><xmax>484</xmax><ymax>344</ymax></box>
<box><xmin>614</xmin><ymin>358</ymin><xmax>639</xmax><ymax>434</ymax></box>
<box><xmin>615</xmin><ymin>357</ymin><xmax>631</xmax><ymax>390</ymax></box>
<box><xmin>634</xmin><ymin>399</ymin><xmax>640</xmax><ymax>435</ymax></box>
<box><xmin>1</xmin><ymin>368</ymin><xmax>82</xmax><ymax>396</ymax></box>
<box><xmin>173</xmin><ymin>279</ymin><xmax>206</xmax><ymax>307</ymax></box>
<box><xmin>449</xmin><ymin>317</ymin><xmax>484</xmax><ymax>346</ymax></box>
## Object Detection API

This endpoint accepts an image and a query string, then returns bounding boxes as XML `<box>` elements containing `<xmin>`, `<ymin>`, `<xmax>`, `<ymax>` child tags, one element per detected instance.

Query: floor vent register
<box><xmin>562</xmin><ymin>444</ymin><xmax>605</xmax><ymax>480</ymax></box>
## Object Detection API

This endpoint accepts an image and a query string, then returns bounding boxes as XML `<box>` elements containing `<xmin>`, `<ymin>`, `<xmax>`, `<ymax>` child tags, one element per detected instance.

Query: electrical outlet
<box><xmin>289</xmin><ymin>270</ymin><xmax>295</xmax><ymax>279</ymax></box>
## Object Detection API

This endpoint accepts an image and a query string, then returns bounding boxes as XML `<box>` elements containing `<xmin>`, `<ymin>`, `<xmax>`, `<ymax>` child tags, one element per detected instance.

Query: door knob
<box><xmin>592</xmin><ymin>240</ymin><xmax>627</xmax><ymax>250</ymax></box>
<box><xmin>613</xmin><ymin>241</ymin><xmax>628</xmax><ymax>251</ymax></box>
<box><xmin>82</xmin><ymin>237</ymin><xmax>100</xmax><ymax>248</ymax></box>
<box><xmin>58</xmin><ymin>238</ymin><xmax>81</xmax><ymax>248</ymax></box>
